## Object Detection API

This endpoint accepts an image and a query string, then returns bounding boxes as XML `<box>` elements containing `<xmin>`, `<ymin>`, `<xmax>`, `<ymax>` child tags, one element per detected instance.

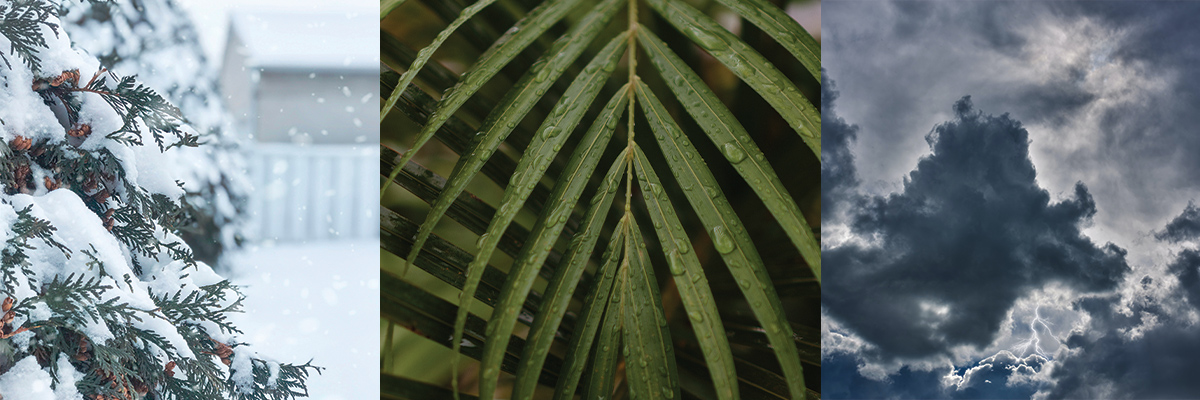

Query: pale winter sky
<box><xmin>173</xmin><ymin>0</ymin><xmax>374</xmax><ymax>69</ymax></box>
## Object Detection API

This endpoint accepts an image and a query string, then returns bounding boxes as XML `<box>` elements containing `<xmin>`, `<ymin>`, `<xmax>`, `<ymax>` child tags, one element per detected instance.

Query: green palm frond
<box><xmin>381</xmin><ymin>0</ymin><xmax>820</xmax><ymax>399</ymax></box>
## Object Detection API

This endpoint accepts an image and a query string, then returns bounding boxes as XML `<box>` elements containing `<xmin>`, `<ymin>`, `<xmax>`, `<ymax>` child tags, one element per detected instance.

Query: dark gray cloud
<box><xmin>1047</xmin><ymin>259</ymin><xmax>1200</xmax><ymax>398</ymax></box>
<box><xmin>1050</xmin><ymin>320</ymin><xmax>1200</xmax><ymax>399</ymax></box>
<box><xmin>1068</xmin><ymin>2</ymin><xmax>1200</xmax><ymax>72</ymax></box>
<box><xmin>823</xmin><ymin>349</ymin><xmax>1045</xmax><ymax>399</ymax></box>
<box><xmin>823</xmin><ymin>1</ymin><xmax>1200</xmax><ymax>252</ymax></box>
<box><xmin>823</xmin><ymin>97</ymin><xmax>1129</xmax><ymax>359</ymax></box>
<box><xmin>823</xmin><ymin>2</ymin><xmax>1200</xmax><ymax>397</ymax></box>
<box><xmin>1039</xmin><ymin>203</ymin><xmax>1200</xmax><ymax>398</ymax></box>
<box><xmin>822</xmin><ymin>352</ymin><xmax>948</xmax><ymax>400</ymax></box>
<box><xmin>1004</xmin><ymin>82</ymin><xmax>1096</xmax><ymax>129</ymax></box>
<box><xmin>1168</xmin><ymin>249</ymin><xmax>1200</xmax><ymax>309</ymax></box>
<box><xmin>821</xmin><ymin>75</ymin><xmax>859</xmax><ymax>222</ymax></box>
<box><xmin>944</xmin><ymin>351</ymin><xmax>1046</xmax><ymax>399</ymax></box>
<box><xmin>1155</xmin><ymin>202</ymin><xmax>1200</xmax><ymax>244</ymax></box>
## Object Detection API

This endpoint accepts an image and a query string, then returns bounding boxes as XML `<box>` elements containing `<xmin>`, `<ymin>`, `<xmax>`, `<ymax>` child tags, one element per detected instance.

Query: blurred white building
<box><xmin>220</xmin><ymin>11</ymin><xmax>379</xmax><ymax>242</ymax></box>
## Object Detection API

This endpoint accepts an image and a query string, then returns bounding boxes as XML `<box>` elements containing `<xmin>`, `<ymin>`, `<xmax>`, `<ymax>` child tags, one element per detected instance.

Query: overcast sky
<box><xmin>173</xmin><ymin>0</ymin><xmax>373</xmax><ymax>67</ymax></box>
<box><xmin>821</xmin><ymin>2</ymin><xmax>1200</xmax><ymax>398</ymax></box>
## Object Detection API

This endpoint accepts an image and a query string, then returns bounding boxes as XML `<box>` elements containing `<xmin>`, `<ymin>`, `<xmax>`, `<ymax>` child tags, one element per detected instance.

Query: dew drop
<box><xmin>712</xmin><ymin>226</ymin><xmax>735</xmax><ymax>254</ymax></box>
<box><xmin>476</xmin><ymin>233</ymin><xmax>490</xmax><ymax>250</ymax></box>
<box><xmin>688</xmin><ymin>311</ymin><xmax>704</xmax><ymax>323</ymax></box>
<box><xmin>722</xmin><ymin>142</ymin><xmax>746</xmax><ymax>163</ymax></box>
<box><xmin>675</xmin><ymin>238</ymin><xmax>690</xmax><ymax>254</ymax></box>
<box><xmin>729</xmin><ymin>56</ymin><xmax>754</xmax><ymax>77</ymax></box>
<box><xmin>668</xmin><ymin>251</ymin><xmax>685</xmax><ymax>276</ymax></box>
<box><xmin>706</xmin><ymin>185</ymin><xmax>720</xmax><ymax>199</ymax></box>
<box><xmin>663</xmin><ymin>387</ymin><xmax>674</xmax><ymax>399</ymax></box>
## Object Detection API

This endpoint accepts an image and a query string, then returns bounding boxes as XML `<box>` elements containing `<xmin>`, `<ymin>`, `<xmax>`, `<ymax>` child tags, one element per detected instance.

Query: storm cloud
<box><xmin>823</xmin><ymin>1</ymin><xmax>1197</xmax><ymax>253</ymax></box>
<box><xmin>1155</xmin><ymin>202</ymin><xmax>1200</xmax><ymax>244</ymax></box>
<box><xmin>823</xmin><ymin>97</ymin><xmax>1129</xmax><ymax>359</ymax></box>
<box><xmin>1044</xmin><ymin>213</ymin><xmax>1200</xmax><ymax>398</ymax></box>
<box><xmin>1047</xmin><ymin>296</ymin><xmax>1200</xmax><ymax>399</ymax></box>
<box><xmin>822</xmin><ymin>2</ymin><xmax>1200</xmax><ymax>397</ymax></box>
<box><xmin>821</xmin><ymin>75</ymin><xmax>859</xmax><ymax>222</ymax></box>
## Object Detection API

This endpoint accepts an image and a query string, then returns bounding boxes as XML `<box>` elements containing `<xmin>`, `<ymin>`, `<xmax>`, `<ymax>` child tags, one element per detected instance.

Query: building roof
<box><xmin>228</xmin><ymin>11</ymin><xmax>378</xmax><ymax>71</ymax></box>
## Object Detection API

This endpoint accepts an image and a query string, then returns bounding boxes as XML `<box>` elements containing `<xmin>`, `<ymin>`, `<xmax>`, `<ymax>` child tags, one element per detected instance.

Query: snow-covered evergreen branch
<box><xmin>0</xmin><ymin>1</ymin><xmax>315</xmax><ymax>398</ymax></box>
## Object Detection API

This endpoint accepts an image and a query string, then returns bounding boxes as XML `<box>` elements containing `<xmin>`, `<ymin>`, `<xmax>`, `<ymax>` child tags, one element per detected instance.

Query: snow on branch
<box><xmin>0</xmin><ymin>1</ymin><xmax>316</xmax><ymax>399</ymax></box>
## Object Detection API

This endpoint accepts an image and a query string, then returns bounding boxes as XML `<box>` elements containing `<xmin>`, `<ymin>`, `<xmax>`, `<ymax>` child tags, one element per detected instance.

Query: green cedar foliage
<box><xmin>0</xmin><ymin>1</ymin><xmax>316</xmax><ymax>399</ymax></box>
<box><xmin>61</xmin><ymin>0</ymin><xmax>252</xmax><ymax>270</ymax></box>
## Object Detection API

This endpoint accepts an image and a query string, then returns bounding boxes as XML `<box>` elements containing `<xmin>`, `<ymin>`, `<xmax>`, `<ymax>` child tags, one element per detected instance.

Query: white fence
<box><xmin>247</xmin><ymin>144</ymin><xmax>378</xmax><ymax>243</ymax></box>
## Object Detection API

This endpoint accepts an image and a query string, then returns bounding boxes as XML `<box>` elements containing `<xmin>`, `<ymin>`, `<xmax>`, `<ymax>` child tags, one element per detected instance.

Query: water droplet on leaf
<box><xmin>675</xmin><ymin>238</ymin><xmax>690</xmax><ymax>254</ymax></box>
<box><xmin>722</xmin><ymin>142</ymin><xmax>746</xmax><ymax>163</ymax></box>
<box><xmin>712</xmin><ymin>226</ymin><xmax>735</xmax><ymax>254</ymax></box>
<box><xmin>668</xmin><ymin>251</ymin><xmax>685</xmax><ymax>276</ymax></box>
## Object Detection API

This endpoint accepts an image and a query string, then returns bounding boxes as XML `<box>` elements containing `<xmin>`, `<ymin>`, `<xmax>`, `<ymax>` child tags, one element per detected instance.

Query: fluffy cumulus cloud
<box><xmin>824</xmin><ymin>96</ymin><xmax>1128</xmax><ymax>359</ymax></box>
<box><xmin>823</xmin><ymin>1</ymin><xmax>1194</xmax><ymax>258</ymax></box>
<box><xmin>822</xmin><ymin>80</ymin><xmax>1200</xmax><ymax>399</ymax></box>
<box><xmin>822</xmin><ymin>2</ymin><xmax>1200</xmax><ymax>397</ymax></box>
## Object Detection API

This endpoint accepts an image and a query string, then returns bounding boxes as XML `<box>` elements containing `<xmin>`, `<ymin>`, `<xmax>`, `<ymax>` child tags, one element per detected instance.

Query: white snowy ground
<box><xmin>225</xmin><ymin>239</ymin><xmax>379</xmax><ymax>400</ymax></box>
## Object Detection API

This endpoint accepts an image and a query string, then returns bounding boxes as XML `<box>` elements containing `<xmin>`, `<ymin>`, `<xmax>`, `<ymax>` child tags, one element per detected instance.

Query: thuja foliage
<box><xmin>0</xmin><ymin>0</ymin><xmax>56</xmax><ymax>72</ymax></box>
<box><xmin>61</xmin><ymin>0</ymin><xmax>253</xmax><ymax>270</ymax></box>
<box><xmin>0</xmin><ymin>1</ymin><xmax>316</xmax><ymax>399</ymax></box>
